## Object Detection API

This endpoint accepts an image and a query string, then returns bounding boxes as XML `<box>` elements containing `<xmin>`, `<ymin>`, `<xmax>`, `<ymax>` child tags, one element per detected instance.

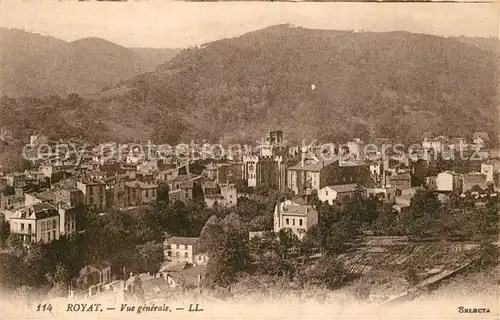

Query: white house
<box><xmin>273</xmin><ymin>199</ymin><xmax>318</xmax><ymax>240</ymax></box>
<box><xmin>318</xmin><ymin>184</ymin><xmax>366</xmax><ymax>205</ymax></box>
<box><xmin>163</xmin><ymin>236</ymin><xmax>208</xmax><ymax>266</ymax></box>
<box><xmin>436</xmin><ymin>171</ymin><xmax>463</xmax><ymax>193</ymax></box>
<box><xmin>79</xmin><ymin>260</ymin><xmax>112</xmax><ymax>286</ymax></box>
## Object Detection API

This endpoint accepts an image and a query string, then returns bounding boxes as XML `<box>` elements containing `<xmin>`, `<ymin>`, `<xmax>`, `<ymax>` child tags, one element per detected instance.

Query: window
<box><xmin>198</xmin><ymin>256</ymin><xmax>202</xmax><ymax>261</ymax></box>
<box><xmin>28</xmin><ymin>224</ymin><xmax>32</xmax><ymax>233</ymax></box>
<box><xmin>41</xmin><ymin>233</ymin><xmax>45</xmax><ymax>242</ymax></box>
<box><xmin>292</xmin><ymin>219</ymin><xmax>295</xmax><ymax>226</ymax></box>
<box><xmin>53</xmin><ymin>230</ymin><xmax>56</xmax><ymax>239</ymax></box>
<box><xmin>184</xmin><ymin>252</ymin><xmax>188</xmax><ymax>258</ymax></box>
<box><xmin>52</xmin><ymin>220</ymin><xmax>56</xmax><ymax>229</ymax></box>
<box><xmin>326</xmin><ymin>190</ymin><xmax>328</xmax><ymax>196</ymax></box>
<box><xmin>145</xmin><ymin>189</ymin><xmax>149</xmax><ymax>197</ymax></box>
<box><xmin>47</xmin><ymin>232</ymin><xmax>51</xmax><ymax>241</ymax></box>
<box><xmin>285</xmin><ymin>218</ymin><xmax>289</xmax><ymax>225</ymax></box>
<box><xmin>21</xmin><ymin>223</ymin><xmax>25</xmax><ymax>232</ymax></box>
<box><xmin>175</xmin><ymin>252</ymin><xmax>179</xmax><ymax>257</ymax></box>
<box><xmin>41</xmin><ymin>222</ymin><xmax>46</xmax><ymax>231</ymax></box>
<box><xmin>299</xmin><ymin>219</ymin><xmax>303</xmax><ymax>226</ymax></box>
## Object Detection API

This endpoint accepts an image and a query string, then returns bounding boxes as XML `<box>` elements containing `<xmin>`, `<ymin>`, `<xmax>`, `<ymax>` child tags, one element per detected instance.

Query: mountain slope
<box><xmin>94</xmin><ymin>25</ymin><xmax>499</xmax><ymax>144</ymax></box>
<box><xmin>0</xmin><ymin>28</ymin><xmax>181</xmax><ymax>97</ymax></box>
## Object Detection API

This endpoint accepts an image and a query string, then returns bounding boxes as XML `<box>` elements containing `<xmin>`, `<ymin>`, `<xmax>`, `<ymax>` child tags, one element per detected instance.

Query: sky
<box><xmin>1</xmin><ymin>0</ymin><xmax>498</xmax><ymax>48</ymax></box>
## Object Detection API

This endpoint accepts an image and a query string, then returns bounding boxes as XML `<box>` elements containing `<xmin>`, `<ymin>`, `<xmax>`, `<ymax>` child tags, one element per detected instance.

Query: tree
<box><xmin>204</xmin><ymin>223</ymin><xmax>251</xmax><ymax>289</ymax></box>
<box><xmin>45</xmin><ymin>263</ymin><xmax>69</xmax><ymax>298</ymax></box>
<box><xmin>136</xmin><ymin>241</ymin><xmax>164</xmax><ymax>273</ymax></box>
<box><xmin>298</xmin><ymin>256</ymin><xmax>351</xmax><ymax>290</ymax></box>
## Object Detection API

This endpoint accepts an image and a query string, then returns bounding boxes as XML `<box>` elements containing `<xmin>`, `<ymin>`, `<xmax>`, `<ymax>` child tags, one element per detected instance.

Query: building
<box><xmin>0</xmin><ymin>194</ymin><xmax>25</xmax><ymax>211</ymax></box>
<box><xmin>389</xmin><ymin>173</ymin><xmax>412</xmax><ymax>190</ymax></box>
<box><xmin>273</xmin><ymin>199</ymin><xmax>318</xmax><ymax>239</ymax></box>
<box><xmin>76</xmin><ymin>179</ymin><xmax>107</xmax><ymax>211</ymax></box>
<box><xmin>436</xmin><ymin>171</ymin><xmax>463</xmax><ymax>193</ymax></box>
<box><xmin>125</xmin><ymin>181</ymin><xmax>158</xmax><ymax>206</ymax></box>
<box><xmin>422</xmin><ymin>136</ymin><xmax>447</xmax><ymax>152</ymax></box>
<box><xmin>204</xmin><ymin>163</ymin><xmax>243</xmax><ymax>185</ymax></box>
<box><xmin>480</xmin><ymin>160</ymin><xmax>500</xmax><ymax>184</ymax></box>
<box><xmin>425</xmin><ymin>176</ymin><xmax>438</xmax><ymax>191</ymax></box>
<box><xmin>287</xmin><ymin>159</ymin><xmax>370</xmax><ymax>196</ymax></box>
<box><xmin>79</xmin><ymin>261</ymin><xmax>112</xmax><ymax>286</ymax></box>
<box><xmin>9</xmin><ymin>203</ymin><xmax>60</xmax><ymax>243</ymax></box>
<box><xmin>205</xmin><ymin>185</ymin><xmax>238</xmax><ymax>208</ymax></box>
<box><xmin>220</xmin><ymin>185</ymin><xmax>237</xmax><ymax>207</ymax></box>
<box><xmin>137</xmin><ymin>159</ymin><xmax>159</xmax><ymax>176</ymax></box>
<box><xmin>243</xmin><ymin>155</ymin><xmax>287</xmax><ymax>190</ymax></box>
<box><xmin>4</xmin><ymin>172</ymin><xmax>25</xmax><ymax>187</ymax></box>
<box><xmin>318</xmin><ymin>184</ymin><xmax>366</xmax><ymax>205</ymax></box>
<box><xmin>462</xmin><ymin>173</ymin><xmax>488</xmax><ymax>192</ymax></box>
<box><xmin>163</xmin><ymin>236</ymin><xmax>208</xmax><ymax>266</ymax></box>
<box><xmin>54</xmin><ymin>188</ymin><xmax>84</xmax><ymax>236</ymax></box>
<box><xmin>104</xmin><ymin>175</ymin><xmax>129</xmax><ymax>209</ymax></box>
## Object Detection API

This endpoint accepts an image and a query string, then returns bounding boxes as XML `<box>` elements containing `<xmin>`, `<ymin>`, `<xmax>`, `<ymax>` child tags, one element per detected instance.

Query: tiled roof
<box><xmin>164</xmin><ymin>236</ymin><xmax>199</xmax><ymax>246</ymax></box>
<box><xmin>13</xmin><ymin>203</ymin><xmax>58</xmax><ymax>220</ymax></box>
<box><xmin>326</xmin><ymin>183</ymin><xmax>363</xmax><ymax>193</ymax></box>
<box><xmin>125</xmin><ymin>180</ymin><xmax>158</xmax><ymax>189</ymax></box>
<box><xmin>390</xmin><ymin>173</ymin><xmax>411</xmax><ymax>180</ymax></box>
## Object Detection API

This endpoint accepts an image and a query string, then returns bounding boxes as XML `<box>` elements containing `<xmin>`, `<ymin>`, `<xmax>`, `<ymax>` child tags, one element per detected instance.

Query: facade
<box><xmin>389</xmin><ymin>173</ymin><xmax>412</xmax><ymax>190</ymax></box>
<box><xmin>425</xmin><ymin>176</ymin><xmax>438</xmax><ymax>191</ymax></box>
<box><xmin>462</xmin><ymin>173</ymin><xmax>488</xmax><ymax>192</ymax></box>
<box><xmin>436</xmin><ymin>171</ymin><xmax>463</xmax><ymax>193</ymax></box>
<box><xmin>287</xmin><ymin>159</ymin><xmax>370</xmax><ymax>196</ymax></box>
<box><xmin>104</xmin><ymin>175</ymin><xmax>129</xmax><ymax>209</ymax></box>
<box><xmin>125</xmin><ymin>181</ymin><xmax>158</xmax><ymax>206</ymax></box>
<box><xmin>273</xmin><ymin>199</ymin><xmax>318</xmax><ymax>239</ymax></box>
<box><xmin>79</xmin><ymin>261</ymin><xmax>112</xmax><ymax>286</ymax></box>
<box><xmin>9</xmin><ymin>203</ymin><xmax>60</xmax><ymax>243</ymax></box>
<box><xmin>480</xmin><ymin>160</ymin><xmax>500</xmax><ymax>184</ymax></box>
<box><xmin>0</xmin><ymin>194</ymin><xmax>25</xmax><ymax>211</ymax></box>
<box><xmin>318</xmin><ymin>184</ymin><xmax>366</xmax><ymax>205</ymax></box>
<box><xmin>76</xmin><ymin>179</ymin><xmax>107</xmax><ymax>211</ymax></box>
<box><xmin>54</xmin><ymin>188</ymin><xmax>84</xmax><ymax>236</ymax></box>
<box><xmin>163</xmin><ymin>236</ymin><xmax>208</xmax><ymax>265</ymax></box>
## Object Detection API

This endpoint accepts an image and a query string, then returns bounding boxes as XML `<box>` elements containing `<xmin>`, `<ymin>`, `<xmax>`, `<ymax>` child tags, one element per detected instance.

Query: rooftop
<box><xmin>164</xmin><ymin>236</ymin><xmax>199</xmax><ymax>246</ymax></box>
<box><xmin>325</xmin><ymin>183</ymin><xmax>363</xmax><ymax>193</ymax></box>
<box><xmin>13</xmin><ymin>203</ymin><xmax>58</xmax><ymax>220</ymax></box>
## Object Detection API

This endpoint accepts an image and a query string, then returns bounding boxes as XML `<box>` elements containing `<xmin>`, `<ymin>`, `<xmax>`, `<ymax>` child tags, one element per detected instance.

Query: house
<box><xmin>389</xmin><ymin>173</ymin><xmax>412</xmax><ymax>191</ymax></box>
<box><xmin>79</xmin><ymin>260</ymin><xmax>112</xmax><ymax>286</ymax></box>
<box><xmin>365</xmin><ymin>187</ymin><xmax>396</xmax><ymax>203</ymax></box>
<box><xmin>0</xmin><ymin>194</ymin><xmax>25</xmax><ymax>211</ymax></box>
<box><xmin>4</xmin><ymin>172</ymin><xmax>25</xmax><ymax>187</ymax></box>
<box><xmin>204</xmin><ymin>185</ymin><xmax>237</xmax><ymax>208</ymax></box>
<box><xmin>76</xmin><ymin>179</ymin><xmax>107</xmax><ymax>211</ymax></box>
<box><xmin>425</xmin><ymin>176</ymin><xmax>438</xmax><ymax>191</ymax></box>
<box><xmin>157</xmin><ymin>168</ymin><xmax>178</xmax><ymax>182</ymax></box>
<box><xmin>125</xmin><ymin>181</ymin><xmax>158</xmax><ymax>207</ymax></box>
<box><xmin>9</xmin><ymin>203</ymin><xmax>60</xmax><ymax>243</ymax></box>
<box><xmin>273</xmin><ymin>199</ymin><xmax>318</xmax><ymax>239</ymax></box>
<box><xmin>436</xmin><ymin>171</ymin><xmax>463</xmax><ymax>193</ymax></box>
<box><xmin>286</xmin><ymin>159</ymin><xmax>370</xmax><ymax>196</ymax></box>
<box><xmin>104</xmin><ymin>174</ymin><xmax>129</xmax><ymax>209</ymax></box>
<box><xmin>201</xmin><ymin>180</ymin><xmax>219</xmax><ymax>197</ymax></box>
<box><xmin>447</xmin><ymin>138</ymin><xmax>468</xmax><ymax>152</ymax></box>
<box><xmin>52</xmin><ymin>188</ymin><xmax>84</xmax><ymax>236</ymax></box>
<box><xmin>163</xmin><ymin>236</ymin><xmax>208</xmax><ymax>266</ymax></box>
<box><xmin>462</xmin><ymin>173</ymin><xmax>487</xmax><ymax>193</ymax></box>
<box><xmin>473</xmin><ymin>132</ymin><xmax>489</xmax><ymax>149</ymax></box>
<box><xmin>318</xmin><ymin>184</ymin><xmax>366</xmax><ymax>205</ymax></box>
<box><xmin>480</xmin><ymin>160</ymin><xmax>500</xmax><ymax>184</ymax></box>
<box><xmin>220</xmin><ymin>184</ymin><xmax>237</xmax><ymax>207</ymax></box>
<box><xmin>243</xmin><ymin>155</ymin><xmax>288</xmax><ymax>190</ymax></box>
<box><xmin>392</xmin><ymin>194</ymin><xmax>412</xmax><ymax>214</ymax></box>
<box><xmin>204</xmin><ymin>163</ymin><xmax>243</xmax><ymax>185</ymax></box>
<box><xmin>422</xmin><ymin>136</ymin><xmax>447</xmax><ymax>152</ymax></box>
<box><xmin>137</xmin><ymin>159</ymin><xmax>159</xmax><ymax>176</ymax></box>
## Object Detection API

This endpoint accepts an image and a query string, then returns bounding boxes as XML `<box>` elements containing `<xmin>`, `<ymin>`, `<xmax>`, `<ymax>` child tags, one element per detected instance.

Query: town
<box><xmin>0</xmin><ymin>129</ymin><xmax>498</xmax><ymax>306</ymax></box>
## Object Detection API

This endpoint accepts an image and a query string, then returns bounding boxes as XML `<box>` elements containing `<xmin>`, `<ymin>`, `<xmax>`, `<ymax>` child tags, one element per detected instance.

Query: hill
<box><xmin>1</xmin><ymin>25</ymin><xmax>498</xmax><ymax>147</ymax></box>
<box><xmin>90</xmin><ymin>25</ymin><xmax>499</xmax><ymax>144</ymax></box>
<box><xmin>0</xmin><ymin>28</ymin><xmax>181</xmax><ymax>97</ymax></box>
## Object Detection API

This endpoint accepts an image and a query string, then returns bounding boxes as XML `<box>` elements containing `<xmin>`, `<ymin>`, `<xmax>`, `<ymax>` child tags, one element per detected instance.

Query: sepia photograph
<box><xmin>0</xmin><ymin>1</ymin><xmax>498</xmax><ymax>319</ymax></box>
